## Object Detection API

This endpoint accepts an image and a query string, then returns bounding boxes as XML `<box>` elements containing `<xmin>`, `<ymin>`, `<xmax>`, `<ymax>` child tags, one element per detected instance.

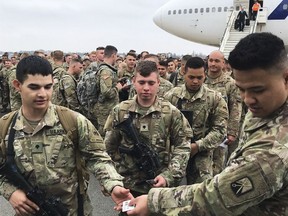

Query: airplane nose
<box><xmin>153</xmin><ymin>7</ymin><xmax>162</xmax><ymax>27</ymax></box>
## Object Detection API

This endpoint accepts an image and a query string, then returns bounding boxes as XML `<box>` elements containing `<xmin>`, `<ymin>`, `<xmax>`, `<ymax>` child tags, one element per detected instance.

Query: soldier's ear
<box><xmin>12</xmin><ymin>79</ymin><xmax>21</xmax><ymax>92</ymax></box>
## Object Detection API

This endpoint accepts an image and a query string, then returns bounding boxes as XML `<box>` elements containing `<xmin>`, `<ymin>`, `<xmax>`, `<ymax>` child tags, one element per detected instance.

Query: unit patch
<box><xmin>231</xmin><ymin>177</ymin><xmax>254</xmax><ymax>196</ymax></box>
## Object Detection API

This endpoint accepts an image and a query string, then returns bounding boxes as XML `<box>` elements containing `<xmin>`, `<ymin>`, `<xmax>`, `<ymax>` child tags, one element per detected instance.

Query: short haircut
<box><xmin>143</xmin><ymin>54</ymin><xmax>160</xmax><ymax>64</ymax></box>
<box><xmin>135</xmin><ymin>60</ymin><xmax>158</xmax><ymax>77</ymax></box>
<box><xmin>96</xmin><ymin>46</ymin><xmax>105</xmax><ymax>51</ymax></box>
<box><xmin>159</xmin><ymin>60</ymin><xmax>168</xmax><ymax>67</ymax></box>
<box><xmin>185</xmin><ymin>57</ymin><xmax>205</xmax><ymax>72</ymax></box>
<box><xmin>181</xmin><ymin>55</ymin><xmax>193</xmax><ymax>63</ymax></box>
<box><xmin>126</xmin><ymin>52</ymin><xmax>137</xmax><ymax>59</ymax></box>
<box><xmin>53</xmin><ymin>50</ymin><xmax>64</xmax><ymax>61</ymax></box>
<box><xmin>70</xmin><ymin>58</ymin><xmax>83</xmax><ymax>65</ymax></box>
<box><xmin>16</xmin><ymin>55</ymin><xmax>52</xmax><ymax>83</ymax></box>
<box><xmin>229</xmin><ymin>32</ymin><xmax>288</xmax><ymax>72</ymax></box>
<box><xmin>104</xmin><ymin>45</ymin><xmax>118</xmax><ymax>58</ymax></box>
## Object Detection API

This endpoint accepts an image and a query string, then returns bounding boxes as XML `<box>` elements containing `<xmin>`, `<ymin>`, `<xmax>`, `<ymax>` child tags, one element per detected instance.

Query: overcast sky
<box><xmin>0</xmin><ymin>0</ymin><xmax>217</xmax><ymax>56</ymax></box>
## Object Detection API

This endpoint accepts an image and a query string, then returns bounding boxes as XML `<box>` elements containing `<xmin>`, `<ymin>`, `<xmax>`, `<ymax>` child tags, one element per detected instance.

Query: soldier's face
<box><xmin>13</xmin><ymin>74</ymin><xmax>53</xmax><ymax>112</ymax></box>
<box><xmin>133</xmin><ymin>71</ymin><xmax>160</xmax><ymax>107</ymax></box>
<box><xmin>184</xmin><ymin>67</ymin><xmax>205</xmax><ymax>92</ymax></box>
<box><xmin>158</xmin><ymin>65</ymin><xmax>167</xmax><ymax>78</ymax></box>
<box><xmin>125</xmin><ymin>55</ymin><xmax>136</xmax><ymax>69</ymax></box>
<box><xmin>234</xmin><ymin>68</ymin><xmax>288</xmax><ymax>118</ymax></box>
<box><xmin>208</xmin><ymin>52</ymin><xmax>225</xmax><ymax>75</ymax></box>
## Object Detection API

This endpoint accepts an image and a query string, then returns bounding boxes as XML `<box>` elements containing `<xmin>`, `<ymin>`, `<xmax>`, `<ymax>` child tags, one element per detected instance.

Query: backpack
<box><xmin>0</xmin><ymin>106</ymin><xmax>88</xmax><ymax>195</ymax></box>
<box><xmin>77</xmin><ymin>69</ymin><xmax>100</xmax><ymax>109</ymax></box>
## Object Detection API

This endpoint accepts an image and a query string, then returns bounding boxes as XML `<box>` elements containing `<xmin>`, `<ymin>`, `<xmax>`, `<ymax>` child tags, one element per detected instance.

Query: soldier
<box><xmin>104</xmin><ymin>61</ymin><xmax>192</xmax><ymax>197</ymax></box>
<box><xmin>57</xmin><ymin>58</ymin><xmax>83</xmax><ymax>113</ymax></box>
<box><xmin>0</xmin><ymin>58</ymin><xmax>11</xmax><ymax>113</ymax></box>
<box><xmin>0</xmin><ymin>55</ymin><xmax>132</xmax><ymax>216</ymax></box>
<box><xmin>4</xmin><ymin>59</ymin><xmax>21</xmax><ymax>111</ymax></box>
<box><xmin>169</xmin><ymin>54</ymin><xmax>192</xmax><ymax>87</ymax></box>
<box><xmin>205</xmin><ymin>50</ymin><xmax>242</xmax><ymax>175</ymax></box>
<box><xmin>164</xmin><ymin>57</ymin><xmax>228</xmax><ymax>184</ymax></box>
<box><xmin>124</xmin><ymin>32</ymin><xmax>288</xmax><ymax>216</ymax></box>
<box><xmin>92</xmin><ymin>45</ymin><xmax>125</xmax><ymax>137</ymax></box>
<box><xmin>51</xmin><ymin>50</ymin><xmax>66</xmax><ymax>105</ymax></box>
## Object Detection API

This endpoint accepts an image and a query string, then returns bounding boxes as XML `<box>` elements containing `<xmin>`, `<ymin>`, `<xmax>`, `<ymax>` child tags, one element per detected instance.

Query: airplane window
<box><xmin>230</xmin><ymin>6</ymin><xmax>234</xmax><ymax>10</ymax></box>
<box><xmin>173</xmin><ymin>10</ymin><xmax>176</xmax><ymax>15</ymax></box>
<box><xmin>284</xmin><ymin>4</ymin><xmax>288</xmax><ymax>10</ymax></box>
<box><xmin>212</xmin><ymin>7</ymin><xmax>216</xmax><ymax>12</ymax></box>
<box><xmin>224</xmin><ymin>7</ymin><xmax>228</xmax><ymax>12</ymax></box>
<box><xmin>200</xmin><ymin>8</ymin><xmax>204</xmax><ymax>13</ymax></box>
<box><xmin>184</xmin><ymin>9</ymin><xmax>187</xmax><ymax>14</ymax></box>
<box><xmin>206</xmin><ymin>8</ymin><xmax>210</xmax><ymax>12</ymax></box>
<box><xmin>195</xmin><ymin>8</ymin><xmax>198</xmax><ymax>13</ymax></box>
<box><xmin>218</xmin><ymin>7</ymin><xmax>222</xmax><ymax>12</ymax></box>
<box><xmin>168</xmin><ymin>10</ymin><xmax>171</xmax><ymax>15</ymax></box>
<box><xmin>189</xmin><ymin>8</ymin><xmax>193</xmax><ymax>13</ymax></box>
<box><xmin>178</xmin><ymin>9</ymin><xmax>182</xmax><ymax>14</ymax></box>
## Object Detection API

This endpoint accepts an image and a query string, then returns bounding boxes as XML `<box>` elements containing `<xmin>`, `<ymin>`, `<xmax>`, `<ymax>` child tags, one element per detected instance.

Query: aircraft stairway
<box><xmin>220</xmin><ymin>10</ymin><xmax>258</xmax><ymax>59</ymax></box>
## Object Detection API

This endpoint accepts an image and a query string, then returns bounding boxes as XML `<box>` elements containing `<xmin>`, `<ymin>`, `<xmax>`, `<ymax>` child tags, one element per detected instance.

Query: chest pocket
<box><xmin>46</xmin><ymin>134</ymin><xmax>74</xmax><ymax>168</ymax></box>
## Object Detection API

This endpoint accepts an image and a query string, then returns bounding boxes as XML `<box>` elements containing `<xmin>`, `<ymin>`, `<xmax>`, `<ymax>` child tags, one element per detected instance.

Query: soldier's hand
<box><xmin>190</xmin><ymin>143</ymin><xmax>199</xmax><ymax>157</ymax></box>
<box><xmin>127</xmin><ymin>195</ymin><xmax>149</xmax><ymax>216</ymax></box>
<box><xmin>153</xmin><ymin>175</ymin><xmax>167</xmax><ymax>187</ymax></box>
<box><xmin>9</xmin><ymin>189</ymin><xmax>39</xmax><ymax>216</ymax></box>
<box><xmin>111</xmin><ymin>186</ymin><xmax>134</xmax><ymax>211</ymax></box>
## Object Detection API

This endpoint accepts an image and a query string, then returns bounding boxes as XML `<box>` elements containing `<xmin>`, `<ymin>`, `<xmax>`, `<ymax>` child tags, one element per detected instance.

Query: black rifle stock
<box><xmin>0</xmin><ymin>162</ymin><xmax>69</xmax><ymax>216</ymax></box>
<box><xmin>115</xmin><ymin>114</ymin><xmax>161</xmax><ymax>179</ymax></box>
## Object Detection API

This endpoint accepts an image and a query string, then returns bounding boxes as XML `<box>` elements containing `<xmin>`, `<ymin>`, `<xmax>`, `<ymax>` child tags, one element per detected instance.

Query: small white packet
<box><xmin>122</xmin><ymin>200</ymin><xmax>135</xmax><ymax>212</ymax></box>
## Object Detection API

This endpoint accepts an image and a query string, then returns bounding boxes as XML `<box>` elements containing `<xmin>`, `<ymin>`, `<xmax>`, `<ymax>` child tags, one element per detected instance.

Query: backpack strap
<box><xmin>55</xmin><ymin>106</ymin><xmax>87</xmax><ymax>194</ymax></box>
<box><xmin>55</xmin><ymin>105</ymin><xmax>86</xmax><ymax>215</ymax></box>
<box><xmin>0</xmin><ymin>111</ymin><xmax>18</xmax><ymax>158</ymax></box>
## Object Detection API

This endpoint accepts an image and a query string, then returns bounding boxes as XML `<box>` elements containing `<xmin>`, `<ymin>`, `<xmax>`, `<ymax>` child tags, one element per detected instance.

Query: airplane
<box><xmin>153</xmin><ymin>0</ymin><xmax>288</xmax><ymax>49</ymax></box>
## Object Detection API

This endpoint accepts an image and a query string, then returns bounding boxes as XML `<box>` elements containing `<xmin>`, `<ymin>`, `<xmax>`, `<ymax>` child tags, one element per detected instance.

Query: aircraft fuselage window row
<box><xmin>168</xmin><ymin>6</ymin><xmax>234</xmax><ymax>15</ymax></box>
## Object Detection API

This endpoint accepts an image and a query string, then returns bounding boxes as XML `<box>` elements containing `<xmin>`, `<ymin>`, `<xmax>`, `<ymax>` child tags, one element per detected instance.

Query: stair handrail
<box><xmin>220</xmin><ymin>9</ymin><xmax>237</xmax><ymax>52</ymax></box>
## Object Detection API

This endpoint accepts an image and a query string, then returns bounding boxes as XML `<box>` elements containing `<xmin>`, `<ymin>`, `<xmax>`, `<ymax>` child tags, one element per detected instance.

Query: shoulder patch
<box><xmin>231</xmin><ymin>177</ymin><xmax>254</xmax><ymax>197</ymax></box>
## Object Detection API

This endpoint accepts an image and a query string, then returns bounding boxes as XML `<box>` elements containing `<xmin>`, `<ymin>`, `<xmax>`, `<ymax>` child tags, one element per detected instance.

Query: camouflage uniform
<box><xmin>170</xmin><ymin>71</ymin><xmax>185</xmax><ymax>87</ymax></box>
<box><xmin>4</xmin><ymin>66</ymin><xmax>21</xmax><ymax>111</ymax></box>
<box><xmin>51</xmin><ymin>64</ymin><xmax>66</xmax><ymax>105</ymax></box>
<box><xmin>164</xmin><ymin>84</ymin><xmax>228</xmax><ymax>184</ymax></box>
<box><xmin>129</xmin><ymin>77</ymin><xmax>173</xmax><ymax>99</ymax></box>
<box><xmin>104</xmin><ymin>97</ymin><xmax>192</xmax><ymax>195</ymax></box>
<box><xmin>0</xmin><ymin>67</ymin><xmax>10</xmax><ymax>111</ymax></box>
<box><xmin>0</xmin><ymin>103</ymin><xmax>124</xmax><ymax>216</ymax></box>
<box><xmin>59</xmin><ymin>73</ymin><xmax>83</xmax><ymax>113</ymax></box>
<box><xmin>204</xmin><ymin>72</ymin><xmax>242</xmax><ymax>175</ymax></box>
<box><xmin>147</xmin><ymin>100</ymin><xmax>288</xmax><ymax>216</ymax></box>
<box><xmin>92</xmin><ymin>63</ymin><xmax>119</xmax><ymax>137</ymax></box>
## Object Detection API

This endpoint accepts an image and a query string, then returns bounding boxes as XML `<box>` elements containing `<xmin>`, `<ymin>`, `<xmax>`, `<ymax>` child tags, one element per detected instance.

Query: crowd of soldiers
<box><xmin>0</xmin><ymin>32</ymin><xmax>287</xmax><ymax>215</ymax></box>
<box><xmin>0</xmin><ymin>46</ymin><xmax>243</xmax><ymax>195</ymax></box>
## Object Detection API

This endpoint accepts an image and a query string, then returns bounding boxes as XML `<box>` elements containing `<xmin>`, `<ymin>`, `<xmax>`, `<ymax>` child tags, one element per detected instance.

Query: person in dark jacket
<box><xmin>237</xmin><ymin>7</ymin><xmax>248</xmax><ymax>31</ymax></box>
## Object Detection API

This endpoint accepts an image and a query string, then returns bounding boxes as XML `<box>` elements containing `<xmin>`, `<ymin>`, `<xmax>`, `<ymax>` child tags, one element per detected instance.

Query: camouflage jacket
<box><xmin>0</xmin><ymin>103</ymin><xmax>123</xmax><ymax>216</ymax></box>
<box><xmin>164</xmin><ymin>84</ymin><xmax>228</xmax><ymax>152</ymax></box>
<box><xmin>204</xmin><ymin>72</ymin><xmax>242</xmax><ymax>137</ymax></box>
<box><xmin>147</xmin><ymin>100</ymin><xmax>288</xmax><ymax>216</ymax></box>
<box><xmin>5</xmin><ymin>66</ymin><xmax>21</xmax><ymax>111</ymax></box>
<box><xmin>104</xmin><ymin>97</ymin><xmax>192</xmax><ymax>194</ymax></box>
<box><xmin>60</xmin><ymin>73</ymin><xmax>83</xmax><ymax>113</ymax></box>
<box><xmin>92</xmin><ymin>63</ymin><xmax>119</xmax><ymax>127</ymax></box>
<box><xmin>51</xmin><ymin>64</ymin><xmax>66</xmax><ymax>104</ymax></box>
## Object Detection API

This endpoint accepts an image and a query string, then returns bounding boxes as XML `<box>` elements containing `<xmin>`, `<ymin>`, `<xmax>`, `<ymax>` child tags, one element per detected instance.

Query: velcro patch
<box><xmin>231</xmin><ymin>177</ymin><xmax>254</xmax><ymax>197</ymax></box>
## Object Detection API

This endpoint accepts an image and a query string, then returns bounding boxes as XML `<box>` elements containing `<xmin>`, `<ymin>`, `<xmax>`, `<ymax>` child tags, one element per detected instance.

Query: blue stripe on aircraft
<box><xmin>268</xmin><ymin>0</ymin><xmax>288</xmax><ymax>20</ymax></box>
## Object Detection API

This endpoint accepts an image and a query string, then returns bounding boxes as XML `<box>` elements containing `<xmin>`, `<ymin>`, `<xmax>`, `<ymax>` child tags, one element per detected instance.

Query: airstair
<box><xmin>220</xmin><ymin>10</ymin><xmax>257</xmax><ymax>59</ymax></box>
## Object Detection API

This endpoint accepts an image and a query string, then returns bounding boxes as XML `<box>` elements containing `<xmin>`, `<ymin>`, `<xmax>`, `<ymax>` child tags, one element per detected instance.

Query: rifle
<box><xmin>115</xmin><ymin>113</ymin><xmax>161</xmax><ymax>180</ymax></box>
<box><xmin>0</xmin><ymin>113</ymin><xmax>68</xmax><ymax>216</ymax></box>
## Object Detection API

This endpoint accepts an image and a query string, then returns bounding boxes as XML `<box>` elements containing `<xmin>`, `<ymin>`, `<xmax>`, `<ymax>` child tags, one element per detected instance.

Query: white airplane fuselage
<box><xmin>153</xmin><ymin>0</ymin><xmax>288</xmax><ymax>48</ymax></box>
